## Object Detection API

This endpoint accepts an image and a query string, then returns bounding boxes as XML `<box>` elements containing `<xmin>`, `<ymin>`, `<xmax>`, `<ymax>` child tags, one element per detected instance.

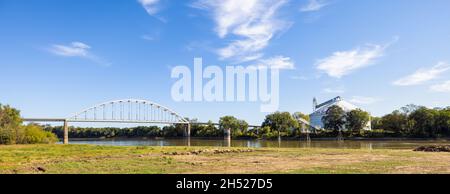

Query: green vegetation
<box><xmin>346</xmin><ymin>109</ymin><xmax>370</xmax><ymax>133</ymax></box>
<box><xmin>219</xmin><ymin>116</ymin><xmax>248</xmax><ymax>137</ymax></box>
<box><xmin>3</xmin><ymin>102</ymin><xmax>450</xmax><ymax>141</ymax></box>
<box><xmin>1</xmin><ymin>144</ymin><xmax>450</xmax><ymax>174</ymax></box>
<box><xmin>293</xmin><ymin>112</ymin><xmax>310</xmax><ymax>122</ymax></box>
<box><xmin>375</xmin><ymin>105</ymin><xmax>450</xmax><ymax>138</ymax></box>
<box><xmin>322</xmin><ymin>105</ymin><xmax>347</xmax><ymax>132</ymax></box>
<box><xmin>319</xmin><ymin>104</ymin><xmax>450</xmax><ymax>138</ymax></box>
<box><xmin>262</xmin><ymin>112</ymin><xmax>299</xmax><ymax>138</ymax></box>
<box><xmin>43</xmin><ymin>104</ymin><xmax>450</xmax><ymax>140</ymax></box>
<box><xmin>0</xmin><ymin>104</ymin><xmax>57</xmax><ymax>145</ymax></box>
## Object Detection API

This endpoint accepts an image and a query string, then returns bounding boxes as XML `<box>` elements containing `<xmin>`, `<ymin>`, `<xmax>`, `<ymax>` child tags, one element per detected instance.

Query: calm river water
<box><xmin>67</xmin><ymin>138</ymin><xmax>450</xmax><ymax>149</ymax></box>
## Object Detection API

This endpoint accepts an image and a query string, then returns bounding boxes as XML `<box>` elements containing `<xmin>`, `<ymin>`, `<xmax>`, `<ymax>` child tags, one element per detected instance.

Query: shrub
<box><xmin>21</xmin><ymin>124</ymin><xmax>58</xmax><ymax>144</ymax></box>
<box><xmin>1</xmin><ymin>104</ymin><xmax>58</xmax><ymax>145</ymax></box>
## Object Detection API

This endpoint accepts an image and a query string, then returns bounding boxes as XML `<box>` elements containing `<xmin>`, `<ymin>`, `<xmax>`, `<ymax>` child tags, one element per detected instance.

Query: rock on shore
<box><xmin>414</xmin><ymin>145</ymin><xmax>450</xmax><ymax>152</ymax></box>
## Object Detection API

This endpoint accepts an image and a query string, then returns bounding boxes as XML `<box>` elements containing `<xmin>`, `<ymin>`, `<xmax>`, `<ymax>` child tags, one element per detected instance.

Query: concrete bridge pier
<box><xmin>185</xmin><ymin>123</ymin><xmax>191</xmax><ymax>138</ymax></box>
<box><xmin>185</xmin><ymin>123</ymin><xmax>191</xmax><ymax>147</ymax></box>
<box><xmin>63</xmin><ymin>120</ymin><xmax>69</xmax><ymax>145</ymax></box>
<box><xmin>187</xmin><ymin>123</ymin><xmax>191</xmax><ymax>138</ymax></box>
<box><xmin>224</xmin><ymin>128</ymin><xmax>231</xmax><ymax>147</ymax></box>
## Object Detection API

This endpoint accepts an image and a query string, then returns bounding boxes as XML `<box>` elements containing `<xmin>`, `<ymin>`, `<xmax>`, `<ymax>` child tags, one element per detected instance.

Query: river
<box><xmin>67</xmin><ymin>138</ymin><xmax>450</xmax><ymax>149</ymax></box>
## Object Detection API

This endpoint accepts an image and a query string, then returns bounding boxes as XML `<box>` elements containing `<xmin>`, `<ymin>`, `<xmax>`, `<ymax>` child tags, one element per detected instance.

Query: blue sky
<box><xmin>1</xmin><ymin>0</ymin><xmax>450</xmax><ymax>125</ymax></box>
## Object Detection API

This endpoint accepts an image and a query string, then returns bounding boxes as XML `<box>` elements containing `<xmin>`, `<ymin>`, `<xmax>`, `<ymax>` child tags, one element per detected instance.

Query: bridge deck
<box><xmin>22</xmin><ymin>118</ymin><xmax>260</xmax><ymax>127</ymax></box>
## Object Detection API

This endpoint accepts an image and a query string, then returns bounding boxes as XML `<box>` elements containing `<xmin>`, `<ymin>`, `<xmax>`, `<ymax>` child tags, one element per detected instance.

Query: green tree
<box><xmin>371</xmin><ymin>116</ymin><xmax>382</xmax><ymax>129</ymax></box>
<box><xmin>435</xmin><ymin>108</ymin><xmax>450</xmax><ymax>136</ymax></box>
<box><xmin>409</xmin><ymin>107</ymin><xmax>438</xmax><ymax>137</ymax></box>
<box><xmin>380</xmin><ymin>110</ymin><xmax>411</xmax><ymax>135</ymax></box>
<box><xmin>22</xmin><ymin>124</ymin><xmax>58</xmax><ymax>144</ymax></box>
<box><xmin>1</xmin><ymin>103</ymin><xmax>58</xmax><ymax>144</ymax></box>
<box><xmin>293</xmin><ymin>112</ymin><xmax>310</xmax><ymax>122</ymax></box>
<box><xmin>219</xmin><ymin>116</ymin><xmax>247</xmax><ymax>137</ymax></box>
<box><xmin>0</xmin><ymin>104</ymin><xmax>23</xmax><ymax>144</ymax></box>
<box><xmin>262</xmin><ymin>112</ymin><xmax>298</xmax><ymax>138</ymax></box>
<box><xmin>345</xmin><ymin>109</ymin><xmax>370</xmax><ymax>134</ymax></box>
<box><xmin>322</xmin><ymin>105</ymin><xmax>346</xmax><ymax>132</ymax></box>
<box><xmin>400</xmin><ymin>104</ymin><xmax>420</xmax><ymax>115</ymax></box>
<box><xmin>258</xmin><ymin>126</ymin><xmax>273</xmax><ymax>138</ymax></box>
<box><xmin>236</xmin><ymin>119</ymin><xmax>249</xmax><ymax>137</ymax></box>
<box><xmin>196</xmin><ymin>121</ymin><xmax>220</xmax><ymax>137</ymax></box>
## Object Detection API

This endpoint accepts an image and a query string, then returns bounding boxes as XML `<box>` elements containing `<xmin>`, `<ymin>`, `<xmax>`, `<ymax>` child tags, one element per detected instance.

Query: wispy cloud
<box><xmin>192</xmin><ymin>0</ymin><xmax>291</xmax><ymax>62</ymax></box>
<box><xmin>300</xmin><ymin>0</ymin><xmax>329</xmax><ymax>12</ymax></box>
<box><xmin>247</xmin><ymin>55</ymin><xmax>295</xmax><ymax>70</ymax></box>
<box><xmin>141</xmin><ymin>35</ymin><xmax>155</xmax><ymax>41</ymax></box>
<box><xmin>350</xmin><ymin>96</ymin><xmax>382</xmax><ymax>105</ymax></box>
<box><xmin>322</xmin><ymin>87</ymin><xmax>345</xmax><ymax>94</ymax></box>
<box><xmin>50</xmin><ymin>42</ymin><xmax>90</xmax><ymax>57</ymax></box>
<box><xmin>316</xmin><ymin>41</ymin><xmax>393</xmax><ymax>78</ymax></box>
<box><xmin>49</xmin><ymin>42</ymin><xmax>110</xmax><ymax>66</ymax></box>
<box><xmin>138</xmin><ymin>0</ymin><xmax>161</xmax><ymax>15</ymax></box>
<box><xmin>393</xmin><ymin>62</ymin><xmax>450</xmax><ymax>86</ymax></box>
<box><xmin>259</xmin><ymin>56</ymin><xmax>295</xmax><ymax>69</ymax></box>
<box><xmin>430</xmin><ymin>80</ymin><xmax>450</xmax><ymax>93</ymax></box>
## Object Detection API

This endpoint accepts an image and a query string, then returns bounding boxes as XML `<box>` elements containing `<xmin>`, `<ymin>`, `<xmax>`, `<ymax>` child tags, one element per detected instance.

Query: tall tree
<box><xmin>380</xmin><ymin>110</ymin><xmax>411</xmax><ymax>135</ymax></box>
<box><xmin>293</xmin><ymin>112</ymin><xmax>310</xmax><ymax>122</ymax></box>
<box><xmin>371</xmin><ymin>116</ymin><xmax>382</xmax><ymax>129</ymax></box>
<box><xmin>322</xmin><ymin>105</ymin><xmax>346</xmax><ymax>132</ymax></box>
<box><xmin>219</xmin><ymin>116</ymin><xmax>247</xmax><ymax>137</ymax></box>
<box><xmin>1</xmin><ymin>103</ymin><xmax>56</xmax><ymax>144</ymax></box>
<box><xmin>346</xmin><ymin>109</ymin><xmax>370</xmax><ymax>134</ymax></box>
<box><xmin>435</xmin><ymin>108</ymin><xmax>450</xmax><ymax>136</ymax></box>
<box><xmin>262</xmin><ymin>112</ymin><xmax>298</xmax><ymax>138</ymax></box>
<box><xmin>0</xmin><ymin>104</ymin><xmax>23</xmax><ymax>144</ymax></box>
<box><xmin>400</xmin><ymin>104</ymin><xmax>420</xmax><ymax>115</ymax></box>
<box><xmin>409</xmin><ymin>107</ymin><xmax>438</xmax><ymax>137</ymax></box>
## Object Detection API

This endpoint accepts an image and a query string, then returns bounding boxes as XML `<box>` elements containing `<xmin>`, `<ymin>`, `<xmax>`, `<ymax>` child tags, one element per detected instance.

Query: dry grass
<box><xmin>1</xmin><ymin>144</ymin><xmax>450</xmax><ymax>174</ymax></box>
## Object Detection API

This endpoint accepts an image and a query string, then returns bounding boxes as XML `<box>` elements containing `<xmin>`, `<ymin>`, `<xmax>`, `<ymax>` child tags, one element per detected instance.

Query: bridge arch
<box><xmin>50</xmin><ymin>99</ymin><xmax>191</xmax><ymax>144</ymax></box>
<box><xmin>68</xmin><ymin>99</ymin><xmax>189</xmax><ymax>124</ymax></box>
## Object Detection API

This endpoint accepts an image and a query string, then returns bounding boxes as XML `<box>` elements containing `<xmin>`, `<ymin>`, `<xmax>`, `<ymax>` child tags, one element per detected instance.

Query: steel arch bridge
<box><xmin>23</xmin><ymin>99</ymin><xmax>191</xmax><ymax>144</ymax></box>
<box><xmin>69</xmin><ymin>99</ymin><xmax>189</xmax><ymax>124</ymax></box>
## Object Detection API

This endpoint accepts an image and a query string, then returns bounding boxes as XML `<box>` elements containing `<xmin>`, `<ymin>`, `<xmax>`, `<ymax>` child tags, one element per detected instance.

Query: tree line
<box><xmin>371</xmin><ymin>104</ymin><xmax>450</xmax><ymax>138</ymax></box>
<box><xmin>0</xmin><ymin>104</ymin><xmax>57</xmax><ymax>144</ymax></box>
<box><xmin>2</xmin><ymin>102</ymin><xmax>450</xmax><ymax>144</ymax></box>
<box><xmin>23</xmin><ymin>104</ymin><xmax>450</xmax><ymax>140</ymax></box>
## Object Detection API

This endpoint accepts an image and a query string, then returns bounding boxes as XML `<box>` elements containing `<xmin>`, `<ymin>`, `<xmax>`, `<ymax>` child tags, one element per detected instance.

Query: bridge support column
<box><xmin>224</xmin><ymin>128</ymin><xmax>231</xmax><ymax>147</ymax></box>
<box><xmin>63</xmin><ymin>120</ymin><xmax>69</xmax><ymax>145</ymax></box>
<box><xmin>186</xmin><ymin>123</ymin><xmax>191</xmax><ymax>137</ymax></box>
<box><xmin>185</xmin><ymin>124</ymin><xmax>191</xmax><ymax>147</ymax></box>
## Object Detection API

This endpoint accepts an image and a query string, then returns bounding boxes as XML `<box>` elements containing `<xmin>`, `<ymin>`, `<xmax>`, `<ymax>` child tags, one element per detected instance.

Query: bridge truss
<box><xmin>24</xmin><ymin>99</ymin><xmax>190</xmax><ymax>144</ymax></box>
<box><xmin>69</xmin><ymin>99</ymin><xmax>189</xmax><ymax>124</ymax></box>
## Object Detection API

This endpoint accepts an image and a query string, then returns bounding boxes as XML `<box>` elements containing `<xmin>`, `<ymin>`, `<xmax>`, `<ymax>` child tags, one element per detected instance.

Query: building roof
<box><xmin>311</xmin><ymin>96</ymin><xmax>358</xmax><ymax>116</ymax></box>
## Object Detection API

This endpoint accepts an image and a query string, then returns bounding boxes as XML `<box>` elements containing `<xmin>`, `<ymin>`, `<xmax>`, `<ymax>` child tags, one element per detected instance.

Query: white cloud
<box><xmin>138</xmin><ymin>0</ymin><xmax>160</xmax><ymax>15</ymax></box>
<box><xmin>49</xmin><ymin>42</ymin><xmax>110</xmax><ymax>66</ymax></box>
<box><xmin>300</xmin><ymin>0</ymin><xmax>329</xmax><ymax>12</ymax></box>
<box><xmin>430</xmin><ymin>80</ymin><xmax>450</xmax><ymax>93</ymax></box>
<box><xmin>50</xmin><ymin>42</ymin><xmax>91</xmax><ymax>57</ymax></box>
<box><xmin>247</xmin><ymin>55</ymin><xmax>295</xmax><ymax>70</ymax></box>
<box><xmin>350</xmin><ymin>96</ymin><xmax>381</xmax><ymax>105</ymax></box>
<box><xmin>322</xmin><ymin>88</ymin><xmax>344</xmax><ymax>94</ymax></box>
<box><xmin>259</xmin><ymin>56</ymin><xmax>295</xmax><ymax>69</ymax></box>
<box><xmin>316</xmin><ymin>44</ymin><xmax>387</xmax><ymax>78</ymax></box>
<box><xmin>192</xmin><ymin>0</ymin><xmax>291</xmax><ymax>62</ymax></box>
<box><xmin>141</xmin><ymin>35</ymin><xmax>155</xmax><ymax>41</ymax></box>
<box><xmin>393</xmin><ymin>62</ymin><xmax>450</xmax><ymax>86</ymax></box>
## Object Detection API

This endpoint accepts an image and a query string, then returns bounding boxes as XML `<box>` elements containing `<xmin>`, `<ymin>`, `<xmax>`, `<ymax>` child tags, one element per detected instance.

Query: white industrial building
<box><xmin>309</xmin><ymin>96</ymin><xmax>371</xmax><ymax>131</ymax></box>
